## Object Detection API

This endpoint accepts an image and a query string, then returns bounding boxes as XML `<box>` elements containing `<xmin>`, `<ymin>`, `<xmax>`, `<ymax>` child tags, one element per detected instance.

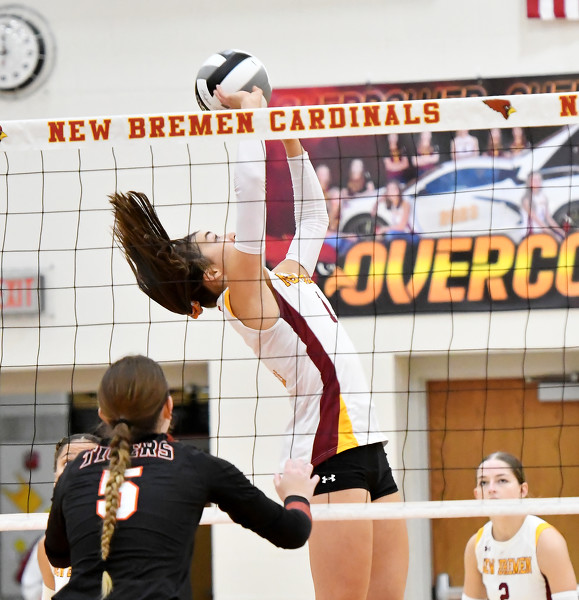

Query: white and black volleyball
<box><xmin>195</xmin><ymin>49</ymin><xmax>272</xmax><ymax>111</ymax></box>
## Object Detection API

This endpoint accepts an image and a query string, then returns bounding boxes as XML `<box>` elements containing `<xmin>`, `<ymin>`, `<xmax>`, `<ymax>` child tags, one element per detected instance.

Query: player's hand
<box><xmin>215</xmin><ymin>85</ymin><xmax>264</xmax><ymax>110</ymax></box>
<box><xmin>273</xmin><ymin>459</ymin><xmax>319</xmax><ymax>502</ymax></box>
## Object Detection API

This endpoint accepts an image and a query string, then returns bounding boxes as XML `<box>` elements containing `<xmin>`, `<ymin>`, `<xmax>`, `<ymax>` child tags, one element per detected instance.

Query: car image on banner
<box><xmin>338</xmin><ymin>125</ymin><xmax>579</xmax><ymax>243</ymax></box>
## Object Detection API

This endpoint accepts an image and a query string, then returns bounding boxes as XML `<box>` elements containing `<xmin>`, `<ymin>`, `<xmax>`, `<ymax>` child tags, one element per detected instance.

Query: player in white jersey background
<box><xmin>462</xmin><ymin>451</ymin><xmax>577</xmax><ymax>600</ymax></box>
<box><xmin>110</xmin><ymin>86</ymin><xmax>408</xmax><ymax>600</ymax></box>
<box><xmin>19</xmin><ymin>434</ymin><xmax>101</xmax><ymax>600</ymax></box>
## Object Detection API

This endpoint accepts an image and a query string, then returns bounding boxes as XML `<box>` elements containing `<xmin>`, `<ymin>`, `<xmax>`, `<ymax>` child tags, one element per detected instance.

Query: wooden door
<box><xmin>429</xmin><ymin>378</ymin><xmax>579</xmax><ymax>589</ymax></box>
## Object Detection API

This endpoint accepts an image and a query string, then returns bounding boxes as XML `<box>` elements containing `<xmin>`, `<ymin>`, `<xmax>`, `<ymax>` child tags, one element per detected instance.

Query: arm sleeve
<box><xmin>44</xmin><ymin>477</ymin><xmax>71</xmax><ymax>569</ymax></box>
<box><xmin>285</xmin><ymin>151</ymin><xmax>330</xmax><ymax>276</ymax></box>
<box><xmin>204</xmin><ymin>454</ymin><xmax>312</xmax><ymax>549</ymax></box>
<box><xmin>233</xmin><ymin>140</ymin><xmax>267</xmax><ymax>256</ymax></box>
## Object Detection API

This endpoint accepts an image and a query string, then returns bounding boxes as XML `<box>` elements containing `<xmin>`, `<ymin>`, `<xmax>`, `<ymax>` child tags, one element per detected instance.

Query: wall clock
<box><xmin>0</xmin><ymin>5</ymin><xmax>54</xmax><ymax>94</ymax></box>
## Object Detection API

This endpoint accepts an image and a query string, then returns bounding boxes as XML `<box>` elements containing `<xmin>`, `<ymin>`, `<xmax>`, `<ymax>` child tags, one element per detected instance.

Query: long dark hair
<box><xmin>109</xmin><ymin>191</ymin><xmax>220</xmax><ymax>314</ymax></box>
<box><xmin>97</xmin><ymin>354</ymin><xmax>170</xmax><ymax>597</ymax></box>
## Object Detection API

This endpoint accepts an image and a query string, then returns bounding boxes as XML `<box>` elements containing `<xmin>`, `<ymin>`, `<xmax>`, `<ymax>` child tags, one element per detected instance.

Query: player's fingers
<box><xmin>288</xmin><ymin>459</ymin><xmax>314</xmax><ymax>476</ymax></box>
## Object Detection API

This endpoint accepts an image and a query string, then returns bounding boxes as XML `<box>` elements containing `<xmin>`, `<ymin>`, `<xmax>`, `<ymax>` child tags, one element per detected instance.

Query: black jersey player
<box><xmin>44</xmin><ymin>354</ymin><xmax>318</xmax><ymax>599</ymax></box>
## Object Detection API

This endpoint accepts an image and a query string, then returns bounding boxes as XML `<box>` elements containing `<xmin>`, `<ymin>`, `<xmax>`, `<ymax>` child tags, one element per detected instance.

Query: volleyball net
<box><xmin>1</xmin><ymin>92</ymin><xmax>579</xmax><ymax>594</ymax></box>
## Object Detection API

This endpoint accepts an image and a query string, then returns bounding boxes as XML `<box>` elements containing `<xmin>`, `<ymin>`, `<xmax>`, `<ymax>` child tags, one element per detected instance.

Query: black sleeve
<box><xmin>201</xmin><ymin>454</ymin><xmax>312</xmax><ymax>549</ymax></box>
<box><xmin>44</xmin><ymin>470</ymin><xmax>71</xmax><ymax>568</ymax></box>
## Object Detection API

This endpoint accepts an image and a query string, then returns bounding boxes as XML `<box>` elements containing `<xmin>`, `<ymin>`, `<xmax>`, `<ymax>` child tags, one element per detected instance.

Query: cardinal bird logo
<box><xmin>0</xmin><ymin>126</ymin><xmax>6</xmax><ymax>142</ymax></box>
<box><xmin>483</xmin><ymin>98</ymin><xmax>516</xmax><ymax>120</ymax></box>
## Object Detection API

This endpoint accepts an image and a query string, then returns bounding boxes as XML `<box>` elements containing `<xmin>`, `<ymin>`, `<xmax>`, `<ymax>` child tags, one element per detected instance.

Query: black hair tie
<box><xmin>115</xmin><ymin>418</ymin><xmax>131</xmax><ymax>428</ymax></box>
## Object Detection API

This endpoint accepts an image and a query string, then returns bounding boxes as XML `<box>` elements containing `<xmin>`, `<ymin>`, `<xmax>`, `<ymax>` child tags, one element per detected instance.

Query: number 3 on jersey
<box><xmin>96</xmin><ymin>466</ymin><xmax>143</xmax><ymax>520</ymax></box>
<box><xmin>498</xmin><ymin>582</ymin><xmax>509</xmax><ymax>599</ymax></box>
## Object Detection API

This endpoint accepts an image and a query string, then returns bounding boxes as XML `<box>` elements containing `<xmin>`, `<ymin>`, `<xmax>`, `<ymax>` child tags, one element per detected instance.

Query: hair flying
<box><xmin>109</xmin><ymin>191</ymin><xmax>219</xmax><ymax>314</ymax></box>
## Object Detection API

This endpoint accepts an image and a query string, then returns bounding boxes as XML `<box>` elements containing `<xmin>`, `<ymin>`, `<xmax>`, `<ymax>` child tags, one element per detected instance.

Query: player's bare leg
<box><xmin>366</xmin><ymin>491</ymin><xmax>408</xmax><ymax>600</ymax></box>
<box><xmin>309</xmin><ymin>488</ymin><xmax>373</xmax><ymax>600</ymax></box>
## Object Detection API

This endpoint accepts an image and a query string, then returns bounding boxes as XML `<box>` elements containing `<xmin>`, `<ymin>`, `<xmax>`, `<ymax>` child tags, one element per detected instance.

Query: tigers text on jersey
<box><xmin>217</xmin><ymin>270</ymin><xmax>387</xmax><ymax>467</ymax></box>
<box><xmin>475</xmin><ymin>515</ymin><xmax>554</xmax><ymax>600</ymax></box>
<box><xmin>44</xmin><ymin>434</ymin><xmax>311</xmax><ymax>600</ymax></box>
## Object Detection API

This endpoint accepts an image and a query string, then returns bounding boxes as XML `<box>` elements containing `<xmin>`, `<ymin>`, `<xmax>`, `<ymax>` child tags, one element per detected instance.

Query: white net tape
<box><xmin>3</xmin><ymin>497</ymin><xmax>579</xmax><ymax>531</ymax></box>
<box><xmin>2</xmin><ymin>92</ymin><xmax>578</xmax><ymax>150</ymax></box>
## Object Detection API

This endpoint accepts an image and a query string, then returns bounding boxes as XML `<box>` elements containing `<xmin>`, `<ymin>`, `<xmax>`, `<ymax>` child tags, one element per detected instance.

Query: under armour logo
<box><xmin>321</xmin><ymin>474</ymin><xmax>336</xmax><ymax>484</ymax></box>
<box><xmin>484</xmin><ymin>546</ymin><xmax>491</xmax><ymax>552</ymax></box>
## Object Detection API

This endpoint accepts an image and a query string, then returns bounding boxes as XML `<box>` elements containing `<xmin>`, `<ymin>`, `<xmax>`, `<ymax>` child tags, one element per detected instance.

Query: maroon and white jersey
<box><xmin>217</xmin><ymin>270</ymin><xmax>387</xmax><ymax>468</ymax></box>
<box><xmin>475</xmin><ymin>515</ymin><xmax>555</xmax><ymax>600</ymax></box>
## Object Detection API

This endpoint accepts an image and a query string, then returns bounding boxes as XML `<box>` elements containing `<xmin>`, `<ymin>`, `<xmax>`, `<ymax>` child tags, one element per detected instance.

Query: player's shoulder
<box><xmin>468</xmin><ymin>521</ymin><xmax>490</xmax><ymax>552</ymax></box>
<box><xmin>171</xmin><ymin>442</ymin><xmax>237</xmax><ymax>483</ymax></box>
<box><xmin>524</xmin><ymin>514</ymin><xmax>551</xmax><ymax>536</ymax></box>
<box><xmin>165</xmin><ymin>436</ymin><xmax>197</xmax><ymax>453</ymax></box>
<box><xmin>531</xmin><ymin>515</ymin><xmax>566</xmax><ymax>550</ymax></box>
<box><xmin>464</xmin><ymin>530</ymin><xmax>481</xmax><ymax>560</ymax></box>
<box><xmin>170</xmin><ymin>439</ymin><xmax>213</xmax><ymax>464</ymax></box>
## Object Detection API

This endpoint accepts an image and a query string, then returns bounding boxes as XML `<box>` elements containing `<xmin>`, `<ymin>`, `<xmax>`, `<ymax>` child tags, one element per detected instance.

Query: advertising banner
<box><xmin>266</xmin><ymin>74</ymin><xmax>579</xmax><ymax>314</ymax></box>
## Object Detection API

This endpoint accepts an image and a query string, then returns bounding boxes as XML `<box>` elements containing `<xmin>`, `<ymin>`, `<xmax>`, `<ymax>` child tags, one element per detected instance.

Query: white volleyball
<box><xmin>195</xmin><ymin>49</ymin><xmax>272</xmax><ymax>111</ymax></box>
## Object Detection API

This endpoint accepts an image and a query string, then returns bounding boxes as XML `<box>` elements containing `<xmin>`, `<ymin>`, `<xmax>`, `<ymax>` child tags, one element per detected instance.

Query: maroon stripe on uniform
<box><xmin>274</xmin><ymin>288</ymin><xmax>341</xmax><ymax>465</ymax></box>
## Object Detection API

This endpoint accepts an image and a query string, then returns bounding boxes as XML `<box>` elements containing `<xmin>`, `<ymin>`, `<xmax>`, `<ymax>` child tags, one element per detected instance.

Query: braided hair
<box><xmin>109</xmin><ymin>191</ymin><xmax>220</xmax><ymax>314</ymax></box>
<box><xmin>97</xmin><ymin>355</ymin><xmax>170</xmax><ymax>598</ymax></box>
<box><xmin>99</xmin><ymin>421</ymin><xmax>131</xmax><ymax>598</ymax></box>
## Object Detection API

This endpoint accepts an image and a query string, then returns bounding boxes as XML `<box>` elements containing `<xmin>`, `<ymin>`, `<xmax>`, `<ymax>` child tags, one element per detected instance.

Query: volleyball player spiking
<box><xmin>110</xmin><ymin>86</ymin><xmax>408</xmax><ymax>600</ymax></box>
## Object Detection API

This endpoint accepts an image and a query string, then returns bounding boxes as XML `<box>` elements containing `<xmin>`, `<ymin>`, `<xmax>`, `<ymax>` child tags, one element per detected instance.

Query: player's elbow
<box><xmin>274</xmin><ymin>511</ymin><xmax>313</xmax><ymax>549</ymax></box>
<box><xmin>277</xmin><ymin>523</ymin><xmax>312</xmax><ymax>549</ymax></box>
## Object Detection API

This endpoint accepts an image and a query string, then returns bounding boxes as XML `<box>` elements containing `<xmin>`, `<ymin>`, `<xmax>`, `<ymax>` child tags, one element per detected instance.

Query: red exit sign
<box><xmin>1</xmin><ymin>274</ymin><xmax>42</xmax><ymax>314</ymax></box>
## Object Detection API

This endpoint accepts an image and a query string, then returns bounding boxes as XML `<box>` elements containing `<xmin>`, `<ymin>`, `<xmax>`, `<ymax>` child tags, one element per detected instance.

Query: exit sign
<box><xmin>1</xmin><ymin>273</ymin><xmax>43</xmax><ymax>314</ymax></box>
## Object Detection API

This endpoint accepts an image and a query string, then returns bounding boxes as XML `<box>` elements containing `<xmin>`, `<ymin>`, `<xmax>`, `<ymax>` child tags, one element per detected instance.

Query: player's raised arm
<box><xmin>211</xmin><ymin>85</ymin><xmax>280</xmax><ymax>326</ymax></box>
<box><xmin>275</xmin><ymin>139</ymin><xmax>329</xmax><ymax>277</ymax></box>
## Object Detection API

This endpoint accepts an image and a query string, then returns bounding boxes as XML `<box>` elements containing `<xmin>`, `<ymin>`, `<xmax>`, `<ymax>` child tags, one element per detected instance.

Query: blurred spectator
<box><xmin>483</xmin><ymin>128</ymin><xmax>508</xmax><ymax>157</ymax></box>
<box><xmin>412</xmin><ymin>131</ymin><xmax>440</xmax><ymax>176</ymax></box>
<box><xmin>450</xmin><ymin>129</ymin><xmax>480</xmax><ymax>160</ymax></box>
<box><xmin>383</xmin><ymin>133</ymin><xmax>410</xmax><ymax>183</ymax></box>
<box><xmin>509</xmin><ymin>126</ymin><xmax>530</xmax><ymax>156</ymax></box>
<box><xmin>314</xmin><ymin>163</ymin><xmax>357</xmax><ymax>258</ymax></box>
<box><xmin>373</xmin><ymin>180</ymin><xmax>415</xmax><ymax>243</ymax></box>
<box><xmin>341</xmin><ymin>158</ymin><xmax>375</xmax><ymax>198</ymax></box>
<box><xmin>315</xmin><ymin>164</ymin><xmax>341</xmax><ymax>232</ymax></box>
<box><xmin>521</xmin><ymin>172</ymin><xmax>564</xmax><ymax>240</ymax></box>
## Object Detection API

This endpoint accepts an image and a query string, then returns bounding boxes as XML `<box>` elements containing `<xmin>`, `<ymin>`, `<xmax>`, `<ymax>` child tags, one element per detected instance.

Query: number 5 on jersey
<box><xmin>96</xmin><ymin>466</ymin><xmax>143</xmax><ymax>520</ymax></box>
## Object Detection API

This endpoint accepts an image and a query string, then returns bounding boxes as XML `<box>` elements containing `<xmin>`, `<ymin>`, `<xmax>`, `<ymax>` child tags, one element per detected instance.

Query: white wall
<box><xmin>3</xmin><ymin>0</ymin><xmax>579</xmax><ymax>120</ymax></box>
<box><xmin>2</xmin><ymin>1</ymin><xmax>579</xmax><ymax>599</ymax></box>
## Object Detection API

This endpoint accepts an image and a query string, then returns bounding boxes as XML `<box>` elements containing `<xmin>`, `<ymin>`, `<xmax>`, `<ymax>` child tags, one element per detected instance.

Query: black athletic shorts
<box><xmin>312</xmin><ymin>442</ymin><xmax>398</xmax><ymax>500</ymax></box>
